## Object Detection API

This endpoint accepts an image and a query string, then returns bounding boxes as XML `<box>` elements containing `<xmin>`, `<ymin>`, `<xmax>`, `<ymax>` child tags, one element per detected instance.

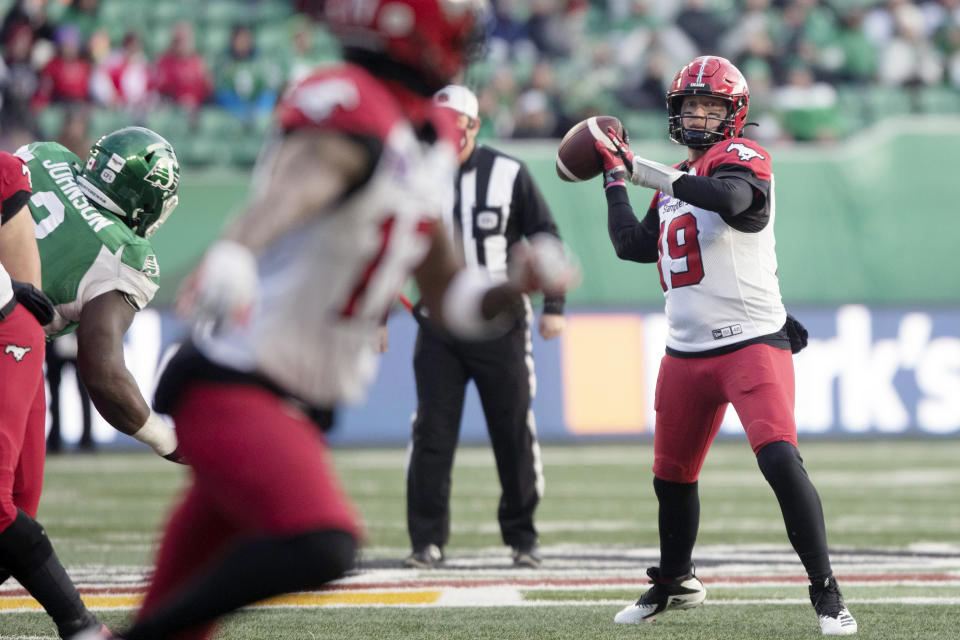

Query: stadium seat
<box><xmin>200</xmin><ymin>25</ymin><xmax>232</xmax><ymax>58</ymax></box>
<box><xmin>89</xmin><ymin>109</ymin><xmax>139</xmax><ymax>137</ymax></box>
<box><xmin>256</xmin><ymin>24</ymin><xmax>292</xmax><ymax>58</ymax></box>
<box><xmin>196</xmin><ymin>107</ymin><xmax>244</xmax><ymax>138</ymax></box>
<box><xmin>203</xmin><ymin>0</ymin><xmax>246</xmax><ymax>25</ymax></box>
<box><xmin>917</xmin><ymin>86</ymin><xmax>960</xmax><ymax>114</ymax></box>
<box><xmin>254</xmin><ymin>2</ymin><xmax>295</xmax><ymax>22</ymax></box>
<box><xmin>145</xmin><ymin>105</ymin><xmax>191</xmax><ymax>140</ymax></box>
<box><xmin>623</xmin><ymin>111</ymin><xmax>667</xmax><ymax>140</ymax></box>
<box><xmin>231</xmin><ymin>137</ymin><xmax>263</xmax><ymax>167</ymax></box>
<box><xmin>37</xmin><ymin>105</ymin><xmax>66</xmax><ymax>141</ymax></box>
<box><xmin>865</xmin><ymin>86</ymin><xmax>914</xmax><ymax>122</ymax></box>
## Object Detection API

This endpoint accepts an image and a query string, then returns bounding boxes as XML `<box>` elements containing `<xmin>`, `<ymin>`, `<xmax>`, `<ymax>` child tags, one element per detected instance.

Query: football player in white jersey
<box><xmin>595</xmin><ymin>56</ymin><xmax>857</xmax><ymax>636</ymax></box>
<box><xmin>102</xmin><ymin>2</ymin><xmax>577</xmax><ymax>640</ymax></box>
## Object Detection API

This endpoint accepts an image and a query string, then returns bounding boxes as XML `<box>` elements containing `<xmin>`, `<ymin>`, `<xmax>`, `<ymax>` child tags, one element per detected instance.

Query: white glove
<box><xmin>629</xmin><ymin>156</ymin><xmax>686</xmax><ymax>196</ymax></box>
<box><xmin>508</xmin><ymin>234</ymin><xmax>581</xmax><ymax>297</ymax></box>
<box><xmin>176</xmin><ymin>240</ymin><xmax>259</xmax><ymax>332</ymax></box>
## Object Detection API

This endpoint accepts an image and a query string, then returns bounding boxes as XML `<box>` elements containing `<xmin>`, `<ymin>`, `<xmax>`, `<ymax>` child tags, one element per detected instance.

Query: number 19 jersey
<box><xmin>14</xmin><ymin>142</ymin><xmax>159</xmax><ymax>336</ymax></box>
<box><xmin>657</xmin><ymin>138</ymin><xmax>785</xmax><ymax>353</ymax></box>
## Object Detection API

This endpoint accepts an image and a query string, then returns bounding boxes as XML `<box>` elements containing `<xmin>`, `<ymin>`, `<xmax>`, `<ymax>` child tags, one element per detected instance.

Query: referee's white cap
<box><xmin>434</xmin><ymin>85</ymin><xmax>479</xmax><ymax>120</ymax></box>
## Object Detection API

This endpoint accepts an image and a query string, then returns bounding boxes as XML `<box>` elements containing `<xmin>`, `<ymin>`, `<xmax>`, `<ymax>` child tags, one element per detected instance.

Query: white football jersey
<box><xmin>196</xmin><ymin>66</ymin><xmax>457</xmax><ymax>406</ymax></box>
<box><xmin>657</xmin><ymin>138</ymin><xmax>785</xmax><ymax>352</ymax></box>
<box><xmin>0</xmin><ymin>265</ymin><xmax>11</xmax><ymax>310</ymax></box>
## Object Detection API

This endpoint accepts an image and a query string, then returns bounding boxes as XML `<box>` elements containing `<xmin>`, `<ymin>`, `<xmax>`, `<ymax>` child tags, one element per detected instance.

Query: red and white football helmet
<box><xmin>666</xmin><ymin>56</ymin><xmax>749</xmax><ymax>149</ymax></box>
<box><xmin>324</xmin><ymin>0</ymin><xmax>488</xmax><ymax>92</ymax></box>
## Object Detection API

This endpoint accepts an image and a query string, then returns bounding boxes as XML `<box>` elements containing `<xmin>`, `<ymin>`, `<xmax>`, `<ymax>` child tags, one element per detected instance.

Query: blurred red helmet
<box><xmin>325</xmin><ymin>0</ymin><xmax>488</xmax><ymax>93</ymax></box>
<box><xmin>666</xmin><ymin>56</ymin><xmax>749</xmax><ymax>149</ymax></box>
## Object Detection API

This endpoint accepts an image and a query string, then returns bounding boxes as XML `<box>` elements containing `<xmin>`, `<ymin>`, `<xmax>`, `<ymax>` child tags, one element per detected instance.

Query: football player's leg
<box><xmin>651</xmin><ymin>354</ymin><xmax>727</xmax><ymax>578</ymax></box>
<box><xmin>13</xmin><ymin>377</ymin><xmax>48</xmax><ymax>519</ymax></box>
<box><xmin>124</xmin><ymin>382</ymin><xmax>358</xmax><ymax>640</ymax></box>
<box><xmin>407</xmin><ymin>329</ymin><xmax>469</xmax><ymax>551</ymax></box>
<box><xmin>726</xmin><ymin>345</ymin><xmax>831</xmax><ymax>582</ymax></box>
<box><xmin>471</xmin><ymin>327</ymin><xmax>540</xmax><ymax>552</ymax></box>
<box><xmin>135</xmin><ymin>484</ymin><xmax>233</xmax><ymax>640</ymax></box>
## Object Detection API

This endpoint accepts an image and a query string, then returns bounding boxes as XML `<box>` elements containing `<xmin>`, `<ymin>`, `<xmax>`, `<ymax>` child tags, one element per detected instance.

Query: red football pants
<box><xmin>0</xmin><ymin>305</ymin><xmax>47</xmax><ymax>532</ymax></box>
<box><xmin>138</xmin><ymin>382</ymin><xmax>361</xmax><ymax>640</ymax></box>
<box><xmin>653</xmin><ymin>343</ymin><xmax>798</xmax><ymax>483</ymax></box>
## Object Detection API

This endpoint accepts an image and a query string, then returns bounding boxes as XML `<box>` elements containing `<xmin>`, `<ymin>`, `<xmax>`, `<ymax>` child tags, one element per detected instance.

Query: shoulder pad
<box><xmin>275</xmin><ymin>65</ymin><xmax>403</xmax><ymax>142</ymax></box>
<box><xmin>700</xmin><ymin>138</ymin><xmax>772</xmax><ymax>180</ymax></box>
<box><xmin>0</xmin><ymin>151</ymin><xmax>31</xmax><ymax>202</ymax></box>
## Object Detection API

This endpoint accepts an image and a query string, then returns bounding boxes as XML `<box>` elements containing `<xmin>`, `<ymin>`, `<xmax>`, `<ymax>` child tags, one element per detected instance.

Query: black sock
<box><xmin>0</xmin><ymin>510</ymin><xmax>99</xmax><ymax>637</ymax></box>
<box><xmin>123</xmin><ymin>529</ymin><xmax>356</xmax><ymax>640</ymax></box>
<box><xmin>653</xmin><ymin>477</ymin><xmax>699</xmax><ymax>579</ymax></box>
<box><xmin>756</xmin><ymin>441</ymin><xmax>832</xmax><ymax>583</ymax></box>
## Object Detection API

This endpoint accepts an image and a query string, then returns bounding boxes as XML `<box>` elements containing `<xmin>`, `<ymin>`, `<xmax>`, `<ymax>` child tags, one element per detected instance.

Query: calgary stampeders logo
<box><xmin>726</xmin><ymin>142</ymin><xmax>765</xmax><ymax>162</ymax></box>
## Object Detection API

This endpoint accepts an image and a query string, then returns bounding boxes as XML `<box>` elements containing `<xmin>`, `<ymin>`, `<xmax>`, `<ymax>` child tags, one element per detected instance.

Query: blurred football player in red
<box><xmin>596</xmin><ymin>56</ymin><xmax>857</xmax><ymax>636</ymax></box>
<box><xmin>102</xmin><ymin>2</ymin><xmax>577</xmax><ymax>639</ymax></box>
<box><xmin>0</xmin><ymin>151</ymin><xmax>108</xmax><ymax>639</ymax></box>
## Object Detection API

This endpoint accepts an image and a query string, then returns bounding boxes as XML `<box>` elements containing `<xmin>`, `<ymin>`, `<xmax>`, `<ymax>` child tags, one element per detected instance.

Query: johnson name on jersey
<box><xmin>197</xmin><ymin>64</ymin><xmax>458</xmax><ymax>407</ymax></box>
<box><xmin>656</xmin><ymin>137</ymin><xmax>785</xmax><ymax>352</ymax></box>
<box><xmin>14</xmin><ymin>142</ymin><xmax>159</xmax><ymax>335</ymax></box>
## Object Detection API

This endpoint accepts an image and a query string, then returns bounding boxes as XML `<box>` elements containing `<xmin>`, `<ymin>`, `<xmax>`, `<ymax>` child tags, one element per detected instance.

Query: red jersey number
<box><xmin>338</xmin><ymin>215</ymin><xmax>434</xmax><ymax>319</ymax></box>
<box><xmin>658</xmin><ymin>212</ymin><xmax>704</xmax><ymax>291</ymax></box>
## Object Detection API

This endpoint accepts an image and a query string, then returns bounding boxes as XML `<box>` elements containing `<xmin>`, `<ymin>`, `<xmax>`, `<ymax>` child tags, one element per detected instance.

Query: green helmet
<box><xmin>78</xmin><ymin>126</ymin><xmax>181</xmax><ymax>238</ymax></box>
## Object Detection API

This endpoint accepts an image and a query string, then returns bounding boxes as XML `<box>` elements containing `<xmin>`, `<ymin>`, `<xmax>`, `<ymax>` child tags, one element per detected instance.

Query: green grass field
<box><xmin>2</xmin><ymin>438</ymin><xmax>958</xmax><ymax>639</ymax></box>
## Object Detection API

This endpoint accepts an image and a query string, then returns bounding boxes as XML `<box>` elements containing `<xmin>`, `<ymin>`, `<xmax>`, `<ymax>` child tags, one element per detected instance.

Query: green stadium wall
<box><xmin>153</xmin><ymin>117</ymin><xmax>960</xmax><ymax>307</ymax></box>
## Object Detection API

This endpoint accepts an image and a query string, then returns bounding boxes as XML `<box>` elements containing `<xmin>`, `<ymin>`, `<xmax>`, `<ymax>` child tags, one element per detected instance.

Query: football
<box><xmin>555</xmin><ymin>115</ymin><xmax>625</xmax><ymax>183</ymax></box>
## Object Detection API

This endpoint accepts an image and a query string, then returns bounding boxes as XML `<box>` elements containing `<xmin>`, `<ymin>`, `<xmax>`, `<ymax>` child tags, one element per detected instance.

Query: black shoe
<box><xmin>810</xmin><ymin>576</ymin><xmax>857</xmax><ymax>635</ymax></box>
<box><xmin>511</xmin><ymin>544</ymin><xmax>542</xmax><ymax>568</ymax></box>
<box><xmin>614</xmin><ymin>566</ymin><xmax>706</xmax><ymax>623</ymax></box>
<box><xmin>403</xmin><ymin>544</ymin><xmax>444</xmax><ymax>568</ymax></box>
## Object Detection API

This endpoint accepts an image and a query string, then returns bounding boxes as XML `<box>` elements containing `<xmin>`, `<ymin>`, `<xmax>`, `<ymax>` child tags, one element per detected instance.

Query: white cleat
<box><xmin>614</xmin><ymin>567</ymin><xmax>706</xmax><ymax>624</ymax></box>
<box><xmin>810</xmin><ymin>576</ymin><xmax>858</xmax><ymax>635</ymax></box>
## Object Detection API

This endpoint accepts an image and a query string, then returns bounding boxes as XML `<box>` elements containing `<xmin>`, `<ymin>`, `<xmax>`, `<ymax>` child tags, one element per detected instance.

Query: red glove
<box><xmin>595</xmin><ymin>126</ymin><xmax>634</xmax><ymax>188</ymax></box>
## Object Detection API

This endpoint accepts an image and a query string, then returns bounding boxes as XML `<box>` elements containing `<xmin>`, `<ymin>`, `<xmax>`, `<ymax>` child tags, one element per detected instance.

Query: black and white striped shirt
<box><xmin>443</xmin><ymin>144</ymin><xmax>565</xmax><ymax>315</ymax></box>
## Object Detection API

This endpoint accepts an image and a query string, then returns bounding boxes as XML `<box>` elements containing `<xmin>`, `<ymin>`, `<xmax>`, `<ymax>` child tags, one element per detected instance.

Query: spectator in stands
<box><xmin>285</xmin><ymin>17</ymin><xmax>325</xmax><ymax>85</ymax></box>
<box><xmin>616</xmin><ymin>50</ymin><xmax>670</xmax><ymax>110</ymax></box>
<box><xmin>55</xmin><ymin>104</ymin><xmax>91</xmax><ymax>157</ymax></box>
<box><xmin>0</xmin><ymin>22</ymin><xmax>39</xmax><ymax>138</ymax></box>
<box><xmin>527</xmin><ymin>0</ymin><xmax>574</xmax><ymax>58</ymax></box>
<box><xmin>90</xmin><ymin>31</ymin><xmax>150</xmax><ymax>111</ymax></box>
<box><xmin>773</xmin><ymin>60</ymin><xmax>842</xmax><ymax>141</ymax></box>
<box><xmin>213</xmin><ymin>23</ymin><xmax>282</xmax><ymax>122</ymax></box>
<box><xmin>675</xmin><ymin>0</ymin><xmax>728</xmax><ymax>53</ymax></box>
<box><xmin>878</xmin><ymin>1</ymin><xmax>944</xmax><ymax>86</ymax></box>
<box><xmin>31</xmin><ymin>24</ymin><xmax>91</xmax><ymax>109</ymax></box>
<box><xmin>59</xmin><ymin>0</ymin><xmax>101</xmax><ymax>42</ymax></box>
<box><xmin>152</xmin><ymin>21</ymin><xmax>212</xmax><ymax>111</ymax></box>
<box><xmin>511</xmin><ymin>88</ymin><xmax>558</xmax><ymax>138</ymax></box>
<box><xmin>0</xmin><ymin>0</ymin><xmax>55</xmax><ymax>59</ymax></box>
<box><xmin>834</xmin><ymin>6</ymin><xmax>879</xmax><ymax>84</ymax></box>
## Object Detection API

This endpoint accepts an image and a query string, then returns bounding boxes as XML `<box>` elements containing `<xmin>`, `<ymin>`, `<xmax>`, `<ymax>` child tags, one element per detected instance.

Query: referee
<box><xmin>404</xmin><ymin>85</ymin><xmax>565</xmax><ymax>569</ymax></box>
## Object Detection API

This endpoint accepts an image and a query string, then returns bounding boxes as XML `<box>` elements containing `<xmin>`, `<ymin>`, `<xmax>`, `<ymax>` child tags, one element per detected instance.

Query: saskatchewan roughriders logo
<box><xmin>145</xmin><ymin>158</ymin><xmax>180</xmax><ymax>193</ymax></box>
<box><xmin>142</xmin><ymin>254</ymin><xmax>159</xmax><ymax>277</ymax></box>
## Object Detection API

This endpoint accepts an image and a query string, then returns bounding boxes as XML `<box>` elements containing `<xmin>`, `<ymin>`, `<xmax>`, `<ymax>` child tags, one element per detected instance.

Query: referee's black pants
<box><xmin>406</xmin><ymin>317</ymin><xmax>542</xmax><ymax>552</ymax></box>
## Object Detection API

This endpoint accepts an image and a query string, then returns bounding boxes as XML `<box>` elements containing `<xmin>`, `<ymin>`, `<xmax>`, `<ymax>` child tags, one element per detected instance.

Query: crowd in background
<box><xmin>0</xmin><ymin>0</ymin><xmax>958</xmax><ymax>165</ymax></box>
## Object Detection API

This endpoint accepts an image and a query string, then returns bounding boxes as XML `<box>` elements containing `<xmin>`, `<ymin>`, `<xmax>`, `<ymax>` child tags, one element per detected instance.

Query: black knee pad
<box><xmin>756</xmin><ymin>441</ymin><xmax>806</xmax><ymax>485</ymax></box>
<box><xmin>0</xmin><ymin>510</ymin><xmax>53</xmax><ymax>573</ymax></box>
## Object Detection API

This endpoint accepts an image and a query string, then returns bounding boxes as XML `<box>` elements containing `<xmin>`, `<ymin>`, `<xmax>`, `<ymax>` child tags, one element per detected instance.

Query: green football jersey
<box><xmin>14</xmin><ymin>142</ymin><xmax>159</xmax><ymax>336</ymax></box>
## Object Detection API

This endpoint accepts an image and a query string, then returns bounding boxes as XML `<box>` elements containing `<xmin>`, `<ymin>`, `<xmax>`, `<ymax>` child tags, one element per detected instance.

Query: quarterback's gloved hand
<box><xmin>508</xmin><ymin>234</ymin><xmax>581</xmax><ymax>298</ymax></box>
<box><xmin>176</xmin><ymin>240</ymin><xmax>259</xmax><ymax>333</ymax></box>
<box><xmin>595</xmin><ymin>126</ymin><xmax>634</xmax><ymax>188</ymax></box>
<box><xmin>604</xmin><ymin>126</ymin><xmax>686</xmax><ymax>196</ymax></box>
<box><xmin>11</xmin><ymin>280</ymin><xmax>54</xmax><ymax>326</ymax></box>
